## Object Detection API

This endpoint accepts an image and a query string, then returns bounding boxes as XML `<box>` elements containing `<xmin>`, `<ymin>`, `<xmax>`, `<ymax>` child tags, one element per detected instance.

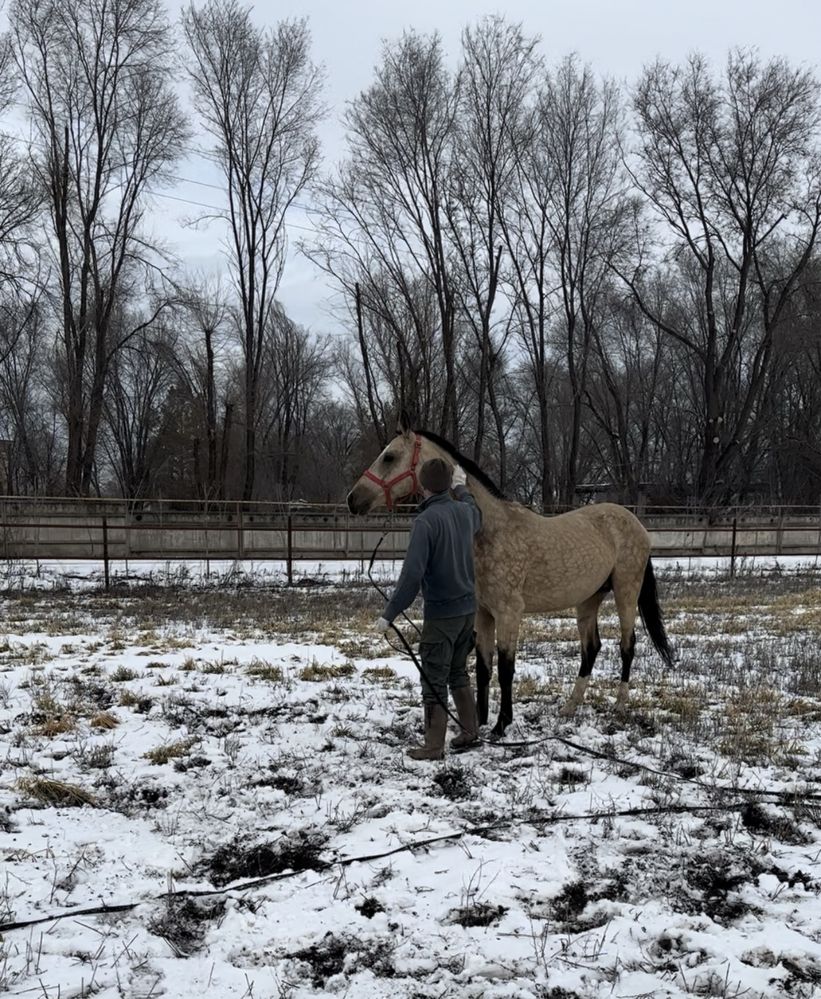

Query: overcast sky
<box><xmin>5</xmin><ymin>0</ymin><xmax>821</xmax><ymax>333</ymax></box>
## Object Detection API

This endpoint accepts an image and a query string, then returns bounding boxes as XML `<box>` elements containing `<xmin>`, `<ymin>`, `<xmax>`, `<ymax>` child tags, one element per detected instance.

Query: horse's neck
<box><xmin>421</xmin><ymin>440</ymin><xmax>507</xmax><ymax>534</ymax></box>
<box><xmin>464</xmin><ymin>476</ymin><xmax>507</xmax><ymax>536</ymax></box>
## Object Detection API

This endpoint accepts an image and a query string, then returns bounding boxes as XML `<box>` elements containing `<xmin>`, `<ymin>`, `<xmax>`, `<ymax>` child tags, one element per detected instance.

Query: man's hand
<box><xmin>452</xmin><ymin>464</ymin><xmax>467</xmax><ymax>488</ymax></box>
<box><xmin>375</xmin><ymin>617</ymin><xmax>391</xmax><ymax>635</ymax></box>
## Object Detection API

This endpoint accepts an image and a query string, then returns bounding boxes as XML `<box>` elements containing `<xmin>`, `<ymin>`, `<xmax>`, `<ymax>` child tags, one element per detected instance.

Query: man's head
<box><xmin>419</xmin><ymin>458</ymin><xmax>452</xmax><ymax>496</ymax></box>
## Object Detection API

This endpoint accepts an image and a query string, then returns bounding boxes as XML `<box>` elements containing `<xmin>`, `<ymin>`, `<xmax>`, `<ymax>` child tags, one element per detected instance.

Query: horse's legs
<box><xmin>492</xmin><ymin>611</ymin><xmax>522</xmax><ymax>737</ymax></box>
<box><xmin>560</xmin><ymin>592</ymin><xmax>604</xmax><ymax>717</ymax></box>
<box><xmin>612</xmin><ymin>569</ymin><xmax>642</xmax><ymax>713</ymax></box>
<box><xmin>474</xmin><ymin>605</ymin><xmax>495</xmax><ymax>727</ymax></box>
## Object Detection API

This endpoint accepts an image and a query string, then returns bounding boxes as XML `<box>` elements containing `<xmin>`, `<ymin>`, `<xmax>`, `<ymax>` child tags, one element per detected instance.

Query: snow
<box><xmin>1</xmin><ymin>560</ymin><xmax>820</xmax><ymax>998</ymax></box>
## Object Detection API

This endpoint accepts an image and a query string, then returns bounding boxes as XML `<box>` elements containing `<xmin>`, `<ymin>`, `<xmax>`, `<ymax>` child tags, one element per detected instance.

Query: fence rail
<box><xmin>1</xmin><ymin>497</ymin><xmax>820</xmax><ymax>569</ymax></box>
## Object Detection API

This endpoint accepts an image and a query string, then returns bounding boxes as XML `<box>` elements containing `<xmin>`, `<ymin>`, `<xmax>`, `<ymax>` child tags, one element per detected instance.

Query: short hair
<box><xmin>420</xmin><ymin>458</ymin><xmax>452</xmax><ymax>494</ymax></box>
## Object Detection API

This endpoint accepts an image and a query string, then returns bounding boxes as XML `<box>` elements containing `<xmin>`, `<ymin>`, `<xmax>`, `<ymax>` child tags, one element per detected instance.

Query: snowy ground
<box><xmin>1</xmin><ymin>560</ymin><xmax>820</xmax><ymax>998</ymax></box>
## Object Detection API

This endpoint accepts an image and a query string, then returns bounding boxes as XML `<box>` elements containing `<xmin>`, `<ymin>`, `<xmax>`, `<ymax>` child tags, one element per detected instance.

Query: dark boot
<box><xmin>407</xmin><ymin>704</ymin><xmax>447</xmax><ymax>761</ymax></box>
<box><xmin>450</xmin><ymin>686</ymin><xmax>480</xmax><ymax>751</ymax></box>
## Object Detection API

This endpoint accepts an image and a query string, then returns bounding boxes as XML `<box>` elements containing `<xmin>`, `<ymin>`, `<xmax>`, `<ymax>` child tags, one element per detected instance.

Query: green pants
<box><xmin>418</xmin><ymin>614</ymin><xmax>475</xmax><ymax>705</ymax></box>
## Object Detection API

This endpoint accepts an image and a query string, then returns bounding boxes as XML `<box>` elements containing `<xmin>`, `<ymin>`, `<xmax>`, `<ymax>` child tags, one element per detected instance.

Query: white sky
<box><xmin>5</xmin><ymin>0</ymin><xmax>821</xmax><ymax>335</ymax></box>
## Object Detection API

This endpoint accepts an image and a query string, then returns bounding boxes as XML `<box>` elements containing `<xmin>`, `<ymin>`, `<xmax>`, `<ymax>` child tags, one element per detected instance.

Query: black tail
<box><xmin>638</xmin><ymin>559</ymin><xmax>674</xmax><ymax>667</ymax></box>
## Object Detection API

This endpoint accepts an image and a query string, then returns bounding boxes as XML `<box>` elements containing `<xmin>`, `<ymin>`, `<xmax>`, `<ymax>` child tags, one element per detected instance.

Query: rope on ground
<box><xmin>0</xmin><ymin>799</ymin><xmax>765</xmax><ymax>935</ymax></box>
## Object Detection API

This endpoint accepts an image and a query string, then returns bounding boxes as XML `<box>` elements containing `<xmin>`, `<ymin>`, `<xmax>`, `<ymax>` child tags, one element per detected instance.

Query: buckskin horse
<box><xmin>347</xmin><ymin>418</ymin><xmax>673</xmax><ymax>737</ymax></box>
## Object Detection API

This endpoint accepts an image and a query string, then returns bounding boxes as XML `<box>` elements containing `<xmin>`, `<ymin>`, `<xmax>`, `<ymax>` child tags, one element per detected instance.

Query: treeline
<box><xmin>0</xmin><ymin>1</ymin><xmax>820</xmax><ymax>508</ymax></box>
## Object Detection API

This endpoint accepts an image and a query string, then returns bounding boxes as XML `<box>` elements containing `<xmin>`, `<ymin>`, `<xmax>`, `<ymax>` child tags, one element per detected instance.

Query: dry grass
<box><xmin>718</xmin><ymin>686</ymin><xmax>785</xmax><ymax>763</ymax></box>
<box><xmin>90</xmin><ymin>711</ymin><xmax>119</xmax><ymax>729</ymax></box>
<box><xmin>119</xmin><ymin>689</ymin><xmax>153</xmax><ymax>712</ymax></box>
<box><xmin>33</xmin><ymin>714</ymin><xmax>76</xmax><ymax>737</ymax></box>
<box><xmin>110</xmin><ymin>665</ymin><xmax>139</xmax><ymax>682</ymax></box>
<box><xmin>144</xmin><ymin>737</ymin><xmax>197</xmax><ymax>765</ymax></box>
<box><xmin>246</xmin><ymin>660</ymin><xmax>284</xmax><ymax>683</ymax></box>
<box><xmin>514</xmin><ymin>674</ymin><xmax>560</xmax><ymax>703</ymax></box>
<box><xmin>16</xmin><ymin>777</ymin><xmax>96</xmax><ymax>807</ymax></box>
<box><xmin>299</xmin><ymin>661</ymin><xmax>355</xmax><ymax>682</ymax></box>
<box><xmin>362</xmin><ymin>665</ymin><xmax>398</xmax><ymax>683</ymax></box>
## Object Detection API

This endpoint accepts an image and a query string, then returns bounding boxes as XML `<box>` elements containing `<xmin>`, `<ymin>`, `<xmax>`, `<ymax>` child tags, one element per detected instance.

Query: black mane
<box><xmin>416</xmin><ymin>429</ymin><xmax>507</xmax><ymax>500</ymax></box>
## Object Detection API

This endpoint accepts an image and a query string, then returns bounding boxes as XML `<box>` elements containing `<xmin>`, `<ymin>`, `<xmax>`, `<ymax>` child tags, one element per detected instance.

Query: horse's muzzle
<box><xmin>347</xmin><ymin>483</ymin><xmax>372</xmax><ymax>515</ymax></box>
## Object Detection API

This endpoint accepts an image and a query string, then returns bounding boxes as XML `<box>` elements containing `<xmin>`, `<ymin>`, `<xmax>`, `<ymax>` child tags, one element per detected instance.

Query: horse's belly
<box><xmin>521</xmin><ymin>562</ymin><xmax>612</xmax><ymax>613</ymax></box>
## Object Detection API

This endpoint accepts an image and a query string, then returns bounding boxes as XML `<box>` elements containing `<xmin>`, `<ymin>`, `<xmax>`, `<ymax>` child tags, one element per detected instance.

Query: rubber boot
<box><xmin>450</xmin><ymin>686</ymin><xmax>480</xmax><ymax>752</ymax></box>
<box><xmin>407</xmin><ymin>704</ymin><xmax>447</xmax><ymax>761</ymax></box>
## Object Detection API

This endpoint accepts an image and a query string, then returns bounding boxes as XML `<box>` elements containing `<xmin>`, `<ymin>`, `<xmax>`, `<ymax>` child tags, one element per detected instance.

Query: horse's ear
<box><xmin>396</xmin><ymin>408</ymin><xmax>412</xmax><ymax>437</ymax></box>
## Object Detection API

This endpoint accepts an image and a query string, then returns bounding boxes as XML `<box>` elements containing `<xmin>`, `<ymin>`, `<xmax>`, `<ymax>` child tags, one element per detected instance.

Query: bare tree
<box><xmin>11</xmin><ymin>0</ymin><xmax>188</xmax><ymax>496</ymax></box>
<box><xmin>448</xmin><ymin>16</ymin><xmax>540</xmax><ymax>483</ymax></box>
<box><xmin>309</xmin><ymin>31</ymin><xmax>461</xmax><ymax>440</ymax></box>
<box><xmin>537</xmin><ymin>57</ymin><xmax>633</xmax><ymax>504</ymax></box>
<box><xmin>584</xmin><ymin>292</ymin><xmax>670</xmax><ymax>503</ymax></box>
<box><xmin>182</xmin><ymin>0</ymin><xmax>324</xmax><ymax>500</ymax></box>
<box><xmin>101</xmin><ymin>314</ymin><xmax>179</xmax><ymax>498</ymax></box>
<box><xmin>256</xmin><ymin>305</ymin><xmax>328</xmax><ymax>499</ymax></box>
<box><xmin>0</xmin><ymin>15</ymin><xmax>41</xmax><ymax>330</ymax></box>
<box><xmin>178</xmin><ymin>277</ymin><xmax>232</xmax><ymax>499</ymax></box>
<box><xmin>620</xmin><ymin>50</ymin><xmax>821</xmax><ymax>503</ymax></box>
<box><xmin>0</xmin><ymin>295</ymin><xmax>61</xmax><ymax>492</ymax></box>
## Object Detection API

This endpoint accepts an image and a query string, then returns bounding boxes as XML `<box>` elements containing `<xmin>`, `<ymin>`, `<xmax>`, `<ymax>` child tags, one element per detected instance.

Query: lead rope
<box><xmin>367</xmin><ymin>522</ymin><xmax>550</xmax><ymax>750</ymax></box>
<box><xmin>367</xmin><ymin>523</ymin><xmax>469</xmax><ymax>739</ymax></box>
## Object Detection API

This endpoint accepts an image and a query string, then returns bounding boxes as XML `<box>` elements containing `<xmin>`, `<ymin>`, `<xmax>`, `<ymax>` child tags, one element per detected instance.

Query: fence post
<box><xmin>729</xmin><ymin>516</ymin><xmax>737</xmax><ymax>579</ymax></box>
<box><xmin>287</xmin><ymin>511</ymin><xmax>293</xmax><ymax>586</ymax></box>
<box><xmin>102</xmin><ymin>516</ymin><xmax>110</xmax><ymax>591</ymax></box>
<box><xmin>204</xmin><ymin>497</ymin><xmax>210</xmax><ymax>579</ymax></box>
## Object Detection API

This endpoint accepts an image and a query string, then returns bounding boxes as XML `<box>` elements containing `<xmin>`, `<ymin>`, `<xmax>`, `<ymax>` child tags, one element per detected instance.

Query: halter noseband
<box><xmin>362</xmin><ymin>434</ymin><xmax>423</xmax><ymax>511</ymax></box>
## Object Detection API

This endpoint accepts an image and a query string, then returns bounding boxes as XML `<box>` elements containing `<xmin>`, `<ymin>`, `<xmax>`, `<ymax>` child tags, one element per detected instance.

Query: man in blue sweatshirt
<box><xmin>376</xmin><ymin>458</ymin><xmax>483</xmax><ymax>760</ymax></box>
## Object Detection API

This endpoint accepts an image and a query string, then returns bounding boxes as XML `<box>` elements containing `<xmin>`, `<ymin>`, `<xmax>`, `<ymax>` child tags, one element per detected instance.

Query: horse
<box><xmin>347</xmin><ymin>417</ymin><xmax>673</xmax><ymax>737</ymax></box>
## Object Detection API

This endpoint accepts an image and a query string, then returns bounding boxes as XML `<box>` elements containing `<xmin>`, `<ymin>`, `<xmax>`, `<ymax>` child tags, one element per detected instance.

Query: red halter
<box><xmin>362</xmin><ymin>434</ymin><xmax>423</xmax><ymax>511</ymax></box>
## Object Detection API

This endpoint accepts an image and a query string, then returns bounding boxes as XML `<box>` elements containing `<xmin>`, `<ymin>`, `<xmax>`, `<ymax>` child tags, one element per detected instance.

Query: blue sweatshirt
<box><xmin>383</xmin><ymin>485</ymin><xmax>482</xmax><ymax>623</ymax></box>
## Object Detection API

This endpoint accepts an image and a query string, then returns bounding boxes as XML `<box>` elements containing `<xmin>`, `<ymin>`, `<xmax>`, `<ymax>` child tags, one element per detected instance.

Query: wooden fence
<box><xmin>1</xmin><ymin>497</ymin><xmax>820</xmax><ymax>578</ymax></box>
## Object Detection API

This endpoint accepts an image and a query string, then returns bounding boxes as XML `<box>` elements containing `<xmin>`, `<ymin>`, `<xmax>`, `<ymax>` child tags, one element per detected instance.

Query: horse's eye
<box><xmin>383</xmin><ymin>453</ymin><xmax>395</xmax><ymax>464</ymax></box>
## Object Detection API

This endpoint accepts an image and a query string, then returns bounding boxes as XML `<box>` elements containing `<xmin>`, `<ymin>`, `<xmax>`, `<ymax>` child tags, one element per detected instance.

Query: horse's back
<box><xmin>517</xmin><ymin>503</ymin><xmax>649</xmax><ymax>613</ymax></box>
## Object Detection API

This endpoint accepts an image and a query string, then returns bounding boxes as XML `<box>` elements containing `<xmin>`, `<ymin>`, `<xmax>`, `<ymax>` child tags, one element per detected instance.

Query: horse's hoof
<box><xmin>490</xmin><ymin>718</ymin><xmax>509</xmax><ymax>739</ymax></box>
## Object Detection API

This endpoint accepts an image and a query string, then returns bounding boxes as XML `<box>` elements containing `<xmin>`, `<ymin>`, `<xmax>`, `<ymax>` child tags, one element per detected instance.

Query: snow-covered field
<box><xmin>1</xmin><ymin>559</ymin><xmax>820</xmax><ymax>998</ymax></box>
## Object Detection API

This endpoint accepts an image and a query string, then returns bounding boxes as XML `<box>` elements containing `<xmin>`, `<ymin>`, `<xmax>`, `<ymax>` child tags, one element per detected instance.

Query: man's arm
<box><xmin>382</xmin><ymin>519</ymin><xmax>431</xmax><ymax>622</ymax></box>
<box><xmin>452</xmin><ymin>465</ymin><xmax>482</xmax><ymax>534</ymax></box>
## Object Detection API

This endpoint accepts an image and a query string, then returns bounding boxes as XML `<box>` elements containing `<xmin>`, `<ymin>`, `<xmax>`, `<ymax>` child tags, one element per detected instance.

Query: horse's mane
<box><xmin>416</xmin><ymin>429</ymin><xmax>507</xmax><ymax>501</ymax></box>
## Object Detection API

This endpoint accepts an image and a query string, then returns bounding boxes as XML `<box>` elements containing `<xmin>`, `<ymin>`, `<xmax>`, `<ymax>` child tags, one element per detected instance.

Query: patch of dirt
<box><xmin>549</xmin><ymin>879</ymin><xmax>605</xmax><ymax>931</ymax></box>
<box><xmin>202</xmin><ymin>828</ymin><xmax>328</xmax><ymax>886</ymax></box>
<box><xmin>557</xmin><ymin>766</ymin><xmax>587</xmax><ymax>786</ymax></box>
<box><xmin>672</xmin><ymin>849</ymin><xmax>764</xmax><ymax>924</ymax></box>
<box><xmin>663</xmin><ymin>753</ymin><xmax>704</xmax><ymax>779</ymax></box>
<box><xmin>173</xmin><ymin>754</ymin><xmax>212</xmax><ymax>773</ymax></box>
<box><xmin>432</xmin><ymin>765</ymin><xmax>471</xmax><ymax>801</ymax></box>
<box><xmin>147</xmin><ymin>896</ymin><xmax>225</xmax><ymax>956</ymax></box>
<box><xmin>355</xmin><ymin>896</ymin><xmax>385</xmax><ymax>919</ymax></box>
<box><xmin>291</xmin><ymin>931</ymin><xmax>394</xmax><ymax>986</ymax></box>
<box><xmin>67</xmin><ymin>676</ymin><xmax>116</xmax><ymax>710</ymax></box>
<box><xmin>526</xmin><ymin>875</ymin><xmax>620</xmax><ymax>933</ymax></box>
<box><xmin>740</xmin><ymin>801</ymin><xmax>810</xmax><ymax>845</ymax></box>
<box><xmin>447</xmin><ymin>902</ymin><xmax>507</xmax><ymax>927</ymax></box>
<box><xmin>253</xmin><ymin>771</ymin><xmax>306</xmax><ymax>795</ymax></box>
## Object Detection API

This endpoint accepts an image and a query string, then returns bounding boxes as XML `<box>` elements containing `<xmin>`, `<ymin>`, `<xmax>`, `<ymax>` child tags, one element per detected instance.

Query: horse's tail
<box><xmin>638</xmin><ymin>559</ymin><xmax>674</xmax><ymax>667</ymax></box>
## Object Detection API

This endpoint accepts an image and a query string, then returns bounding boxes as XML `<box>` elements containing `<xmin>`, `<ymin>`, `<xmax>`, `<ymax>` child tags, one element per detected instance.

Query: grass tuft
<box><xmin>299</xmin><ymin>660</ymin><xmax>355</xmax><ymax>682</ymax></box>
<box><xmin>246</xmin><ymin>659</ymin><xmax>284</xmax><ymax>683</ymax></box>
<box><xmin>17</xmin><ymin>777</ymin><xmax>96</xmax><ymax>807</ymax></box>
<box><xmin>144</xmin><ymin>738</ymin><xmax>197</xmax><ymax>765</ymax></box>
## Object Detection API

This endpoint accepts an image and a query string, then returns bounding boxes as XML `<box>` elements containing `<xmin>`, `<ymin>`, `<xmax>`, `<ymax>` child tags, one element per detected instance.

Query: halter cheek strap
<box><xmin>362</xmin><ymin>434</ymin><xmax>423</xmax><ymax>511</ymax></box>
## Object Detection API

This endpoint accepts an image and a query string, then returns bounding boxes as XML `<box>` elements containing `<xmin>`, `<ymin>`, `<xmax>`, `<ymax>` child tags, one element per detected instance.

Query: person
<box><xmin>375</xmin><ymin>458</ymin><xmax>482</xmax><ymax>760</ymax></box>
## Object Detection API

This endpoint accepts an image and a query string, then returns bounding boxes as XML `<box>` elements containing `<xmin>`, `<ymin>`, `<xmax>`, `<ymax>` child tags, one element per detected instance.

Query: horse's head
<box><xmin>347</xmin><ymin>415</ymin><xmax>439</xmax><ymax>514</ymax></box>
